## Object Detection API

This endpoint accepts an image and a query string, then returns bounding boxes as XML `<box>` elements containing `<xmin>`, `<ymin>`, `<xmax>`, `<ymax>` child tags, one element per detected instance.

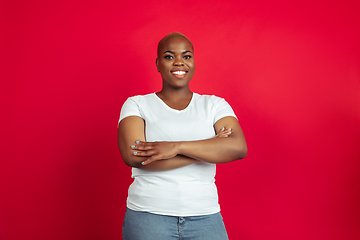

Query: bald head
<box><xmin>157</xmin><ymin>32</ymin><xmax>194</xmax><ymax>57</ymax></box>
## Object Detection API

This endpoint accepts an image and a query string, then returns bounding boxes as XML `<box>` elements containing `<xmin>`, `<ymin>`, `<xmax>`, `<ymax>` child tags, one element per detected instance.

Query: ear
<box><xmin>155</xmin><ymin>58</ymin><xmax>159</xmax><ymax>72</ymax></box>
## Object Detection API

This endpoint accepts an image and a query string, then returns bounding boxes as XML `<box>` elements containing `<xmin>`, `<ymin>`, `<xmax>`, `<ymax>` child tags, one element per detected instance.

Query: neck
<box><xmin>156</xmin><ymin>87</ymin><xmax>193</xmax><ymax>111</ymax></box>
<box><xmin>157</xmin><ymin>86</ymin><xmax>193</xmax><ymax>101</ymax></box>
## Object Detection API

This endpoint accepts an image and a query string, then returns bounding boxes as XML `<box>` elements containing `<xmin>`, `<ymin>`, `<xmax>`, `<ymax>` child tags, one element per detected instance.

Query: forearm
<box><xmin>138</xmin><ymin>155</ymin><xmax>199</xmax><ymax>171</ymax></box>
<box><xmin>122</xmin><ymin>132</ymin><xmax>235</xmax><ymax>169</ymax></box>
<box><xmin>121</xmin><ymin>152</ymin><xmax>198</xmax><ymax>171</ymax></box>
<box><xmin>137</xmin><ymin>135</ymin><xmax>247</xmax><ymax>166</ymax></box>
<box><xmin>177</xmin><ymin>136</ymin><xmax>247</xmax><ymax>164</ymax></box>
<box><xmin>120</xmin><ymin>116</ymin><xmax>247</xmax><ymax>167</ymax></box>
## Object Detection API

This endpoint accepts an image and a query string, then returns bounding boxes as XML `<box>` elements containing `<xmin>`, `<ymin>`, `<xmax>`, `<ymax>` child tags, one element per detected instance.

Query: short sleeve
<box><xmin>213</xmin><ymin>98</ymin><xmax>237</xmax><ymax>124</ymax></box>
<box><xmin>118</xmin><ymin>96</ymin><xmax>143</xmax><ymax>126</ymax></box>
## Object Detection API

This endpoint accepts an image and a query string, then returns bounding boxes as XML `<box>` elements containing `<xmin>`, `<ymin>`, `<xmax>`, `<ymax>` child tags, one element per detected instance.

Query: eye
<box><xmin>183</xmin><ymin>55</ymin><xmax>192</xmax><ymax>60</ymax></box>
<box><xmin>164</xmin><ymin>55</ymin><xmax>174</xmax><ymax>59</ymax></box>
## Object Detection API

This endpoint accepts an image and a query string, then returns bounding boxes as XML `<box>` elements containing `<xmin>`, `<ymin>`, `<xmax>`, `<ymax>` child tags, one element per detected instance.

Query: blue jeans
<box><xmin>122</xmin><ymin>208</ymin><xmax>229</xmax><ymax>240</ymax></box>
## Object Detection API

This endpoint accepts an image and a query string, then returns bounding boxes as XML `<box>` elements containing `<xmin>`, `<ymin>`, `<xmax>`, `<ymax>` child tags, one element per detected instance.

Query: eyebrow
<box><xmin>163</xmin><ymin>50</ymin><xmax>193</xmax><ymax>55</ymax></box>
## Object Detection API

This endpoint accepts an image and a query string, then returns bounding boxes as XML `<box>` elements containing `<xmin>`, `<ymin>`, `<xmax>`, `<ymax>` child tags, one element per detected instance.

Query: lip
<box><xmin>171</xmin><ymin>71</ymin><xmax>187</xmax><ymax>78</ymax></box>
<box><xmin>170</xmin><ymin>68</ymin><xmax>188</xmax><ymax>78</ymax></box>
<box><xmin>171</xmin><ymin>67</ymin><xmax>188</xmax><ymax>71</ymax></box>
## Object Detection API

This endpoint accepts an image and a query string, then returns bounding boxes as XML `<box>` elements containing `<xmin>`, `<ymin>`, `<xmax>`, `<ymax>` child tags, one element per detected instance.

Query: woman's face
<box><xmin>156</xmin><ymin>36</ymin><xmax>195</xmax><ymax>90</ymax></box>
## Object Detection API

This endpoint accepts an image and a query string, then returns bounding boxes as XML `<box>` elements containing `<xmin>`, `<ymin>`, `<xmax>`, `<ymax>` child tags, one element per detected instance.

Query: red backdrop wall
<box><xmin>1</xmin><ymin>0</ymin><xmax>360</xmax><ymax>239</ymax></box>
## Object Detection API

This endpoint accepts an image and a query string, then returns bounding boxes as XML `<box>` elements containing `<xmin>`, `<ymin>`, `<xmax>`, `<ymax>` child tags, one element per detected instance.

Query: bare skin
<box><xmin>117</xmin><ymin>35</ymin><xmax>247</xmax><ymax>170</ymax></box>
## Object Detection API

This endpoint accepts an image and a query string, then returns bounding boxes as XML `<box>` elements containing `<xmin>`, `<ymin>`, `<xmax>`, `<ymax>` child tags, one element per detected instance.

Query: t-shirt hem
<box><xmin>126</xmin><ymin>205</ymin><xmax>221</xmax><ymax>217</ymax></box>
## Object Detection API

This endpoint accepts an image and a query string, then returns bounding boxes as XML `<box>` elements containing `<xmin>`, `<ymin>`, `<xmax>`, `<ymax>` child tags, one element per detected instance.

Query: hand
<box><xmin>130</xmin><ymin>141</ymin><xmax>180</xmax><ymax>165</ymax></box>
<box><xmin>213</xmin><ymin>127</ymin><xmax>232</xmax><ymax>138</ymax></box>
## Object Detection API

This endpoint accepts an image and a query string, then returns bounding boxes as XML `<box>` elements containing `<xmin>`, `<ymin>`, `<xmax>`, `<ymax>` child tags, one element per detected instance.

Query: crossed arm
<box><xmin>117</xmin><ymin>116</ymin><xmax>247</xmax><ymax>171</ymax></box>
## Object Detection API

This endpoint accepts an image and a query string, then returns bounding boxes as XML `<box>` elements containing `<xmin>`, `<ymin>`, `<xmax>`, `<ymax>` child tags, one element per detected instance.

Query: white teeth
<box><xmin>172</xmin><ymin>71</ymin><xmax>186</xmax><ymax>75</ymax></box>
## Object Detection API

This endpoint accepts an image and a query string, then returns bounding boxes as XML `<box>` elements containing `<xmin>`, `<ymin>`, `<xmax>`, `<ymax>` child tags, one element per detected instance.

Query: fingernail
<box><xmin>221</xmin><ymin>127</ymin><xmax>225</xmax><ymax>130</ymax></box>
<box><xmin>141</xmin><ymin>161</ymin><xmax>145</xmax><ymax>165</ymax></box>
<box><xmin>227</xmin><ymin>128</ymin><xmax>231</xmax><ymax>130</ymax></box>
<box><xmin>133</xmin><ymin>152</ymin><xmax>138</xmax><ymax>155</ymax></box>
<box><xmin>135</xmin><ymin>141</ymin><xmax>140</xmax><ymax>144</ymax></box>
<box><xmin>131</xmin><ymin>145</ymin><xmax>135</xmax><ymax>148</ymax></box>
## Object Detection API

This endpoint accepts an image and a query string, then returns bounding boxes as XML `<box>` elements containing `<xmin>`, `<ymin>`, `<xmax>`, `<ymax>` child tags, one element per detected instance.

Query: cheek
<box><xmin>189</xmin><ymin>62</ymin><xmax>195</xmax><ymax>71</ymax></box>
<box><xmin>159</xmin><ymin>61</ymin><xmax>171</xmax><ymax>70</ymax></box>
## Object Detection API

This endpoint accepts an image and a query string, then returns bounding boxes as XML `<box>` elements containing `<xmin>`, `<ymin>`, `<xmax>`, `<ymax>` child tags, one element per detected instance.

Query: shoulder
<box><xmin>193</xmin><ymin>93</ymin><xmax>227</xmax><ymax>105</ymax></box>
<box><xmin>120</xmin><ymin>93</ymin><xmax>156</xmax><ymax>122</ymax></box>
<box><xmin>123</xmin><ymin>93</ymin><xmax>157</xmax><ymax>106</ymax></box>
<box><xmin>194</xmin><ymin>93</ymin><xmax>236</xmax><ymax>116</ymax></box>
<box><xmin>121</xmin><ymin>93</ymin><xmax>155</xmax><ymax>111</ymax></box>
<box><xmin>126</xmin><ymin>93</ymin><xmax>155</xmax><ymax>102</ymax></box>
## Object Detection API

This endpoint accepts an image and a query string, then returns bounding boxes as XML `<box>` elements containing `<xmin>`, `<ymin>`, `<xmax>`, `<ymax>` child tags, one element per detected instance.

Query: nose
<box><xmin>173</xmin><ymin>56</ymin><xmax>184</xmax><ymax>66</ymax></box>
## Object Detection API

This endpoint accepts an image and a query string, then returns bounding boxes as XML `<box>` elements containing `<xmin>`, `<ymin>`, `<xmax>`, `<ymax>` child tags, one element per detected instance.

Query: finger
<box><xmin>216</xmin><ymin>128</ymin><xmax>226</xmax><ymax>135</ymax></box>
<box><xmin>137</xmin><ymin>145</ymin><xmax>154</xmax><ymax>150</ymax></box>
<box><xmin>223</xmin><ymin>129</ymin><xmax>232</xmax><ymax>134</ymax></box>
<box><xmin>214</xmin><ymin>127</ymin><xmax>232</xmax><ymax>138</ymax></box>
<box><xmin>217</xmin><ymin>131</ymin><xmax>232</xmax><ymax>138</ymax></box>
<box><xmin>136</xmin><ymin>141</ymin><xmax>156</xmax><ymax>146</ymax></box>
<box><xmin>133</xmin><ymin>150</ymin><xmax>156</xmax><ymax>157</ymax></box>
<box><xmin>218</xmin><ymin>127</ymin><xmax>231</xmax><ymax>134</ymax></box>
<box><xmin>131</xmin><ymin>142</ymin><xmax>155</xmax><ymax>150</ymax></box>
<box><xmin>220</xmin><ymin>131</ymin><xmax>231</xmax><ymax>136</ymax></box>
<box><xmin>141</xmin><ymin>155</ymin><xmax>160</xmax><ymax>165</ymax></box>
<box><xmin>219</xmin><ymin>127</ymin><xmax>226</xmax><ymax>133</ymax></box>
<box><xmin>219</xmin><ymin>129</ymin><xmax>231</xmax><ymax>135</ymax></box>
<box><xmin>131</xmin><ymin>145</ymin><xmax>152</xmax><ymax>150</ymax></box>
<box><xmin>218</xmin><ymin>134</ymin><xmax>228</xmax><ymax>138</ymax></box>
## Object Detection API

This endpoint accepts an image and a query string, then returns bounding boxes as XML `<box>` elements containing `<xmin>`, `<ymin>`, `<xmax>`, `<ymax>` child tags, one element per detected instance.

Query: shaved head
<box><xmin>157</xmin><ymin>32</ymin><xmax>194</xmax><ymax>57</ymax></box>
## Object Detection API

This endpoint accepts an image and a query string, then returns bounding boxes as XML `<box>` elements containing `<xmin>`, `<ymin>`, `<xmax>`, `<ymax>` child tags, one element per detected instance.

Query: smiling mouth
<box><xmin>171</xmin><ymin>71</ymin><xmax>187</xmax><ymax>77</ymax></box>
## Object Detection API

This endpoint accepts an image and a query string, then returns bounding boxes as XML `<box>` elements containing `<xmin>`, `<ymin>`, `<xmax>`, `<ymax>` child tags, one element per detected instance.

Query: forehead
<box><xmin>161</xmin><ymin>37</ymin><xmax>193</xmax><ymax>52</ymax></box>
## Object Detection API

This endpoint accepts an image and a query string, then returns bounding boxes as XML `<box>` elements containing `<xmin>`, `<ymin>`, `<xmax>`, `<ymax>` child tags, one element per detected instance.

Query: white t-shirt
<box><xmin>119</xmin><ymin>92</ymin><xmax>237</xmax><ymax>216</ymax></box>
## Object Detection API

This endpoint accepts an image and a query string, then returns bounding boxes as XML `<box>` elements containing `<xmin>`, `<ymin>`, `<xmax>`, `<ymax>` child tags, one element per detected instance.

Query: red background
<box><xmin>1</xmin><ymin>0</ymin><xmax>360</xmax><ymax>239</ymax></box>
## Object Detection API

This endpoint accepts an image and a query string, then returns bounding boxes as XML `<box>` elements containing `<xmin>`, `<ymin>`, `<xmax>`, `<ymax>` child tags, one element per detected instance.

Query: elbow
<box><xmin>123</xmin><ymin>159</ymin><xmax>142</xmax><ymax>168</ymax></box>
<box><xmin>233</xmin><ymin>142</ymin><xmax>248</xmax><ymax>160</ymax></box>
<box><xmin>225</xmin><ymin>135</ymin><xmax>247</xmax><ymax>161</ymax></box>
<box><xmin>121</xmin><ymin>153</ymin><xmax>141</xmax><ymax>168</ymax></box>
<box><xmin>219</xmin><ymin>139</ymin><xmax>247</xmax><ymax>163</ymax></box>
<box><xmin>123</xmin><ymin>159</ymin><xmax>137</xmax><ymax>168</ymax></box>
<box><xmin>237</xmin><ymin>146</ymin><xmax>247</xmax><ymax>159</ymax></box>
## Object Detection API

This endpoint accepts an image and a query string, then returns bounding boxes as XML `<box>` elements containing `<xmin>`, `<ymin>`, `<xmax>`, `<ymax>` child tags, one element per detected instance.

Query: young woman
<box><xmin>117</xmin><ymin>32</ymin><xmax>247</xmax><ymax>239</ymax></box>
